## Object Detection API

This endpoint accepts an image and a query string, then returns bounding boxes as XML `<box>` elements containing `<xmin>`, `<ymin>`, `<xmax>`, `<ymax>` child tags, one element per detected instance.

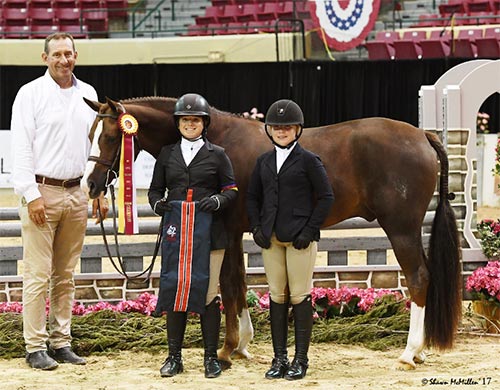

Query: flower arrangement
<box><xmin>477</xmin><ymin>112</ymin><xmax>490</xmax><ymax>134</ymax></box>
<box><xmin>248</xmin><ymin>287</ymin><xmax>406</xmax><ymax>319</ymax></box>
<box><xmin>476</xmin><ymin>219</ymin><xmax>500</xmax><ymax>259</ymax></box>
<box><xmin>493</xmin><ymin>138</ymin><xmax>500</xmax><ymax>177</ymax></box>
<box><xmin>0</xmin><ymin>288</ymin><xmax>406</xmax><ymax>318</ymax></box>
<box><xmin>466</xmin><ymin>261</ymin><xmax>500</xmax><ymax>308</ymax></box>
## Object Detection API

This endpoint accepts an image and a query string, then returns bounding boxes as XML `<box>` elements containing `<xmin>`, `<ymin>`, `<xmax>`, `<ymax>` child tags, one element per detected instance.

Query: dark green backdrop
<box><xmin>1</xmin><ymin>59</ymin><xmax>498</xmax><ymax>131</ymax></box>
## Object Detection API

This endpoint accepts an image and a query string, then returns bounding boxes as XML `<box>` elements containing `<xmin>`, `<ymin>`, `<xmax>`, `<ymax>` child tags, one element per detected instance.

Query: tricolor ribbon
<box><xmin>117</xmin><ymin>113</ymin><xmax>139</xmax><ymax>235</ymax></box>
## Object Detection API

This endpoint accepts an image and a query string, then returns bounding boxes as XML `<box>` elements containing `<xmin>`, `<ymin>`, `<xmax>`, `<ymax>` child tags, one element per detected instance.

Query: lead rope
<box><xmin>96</xmin><ymin>183</ymin><xmax>163</xmax><ymax>282</ymax></box>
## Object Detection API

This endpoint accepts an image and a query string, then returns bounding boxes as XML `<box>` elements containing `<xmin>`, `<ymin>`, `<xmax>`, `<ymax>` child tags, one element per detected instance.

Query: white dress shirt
<box><xmin>10</xmin><ymin>70</ymin><xmax>98</xmax><ymax>203</ymax></box>
<box><xmin>275</xmin><ymin>142</ymin><xmax>297</xmax><ymax>173</ymax></box>
<box><xmin>180</xmin><ymin>137</ymin><xmax>205</xmax><ymax>166</ymax></box>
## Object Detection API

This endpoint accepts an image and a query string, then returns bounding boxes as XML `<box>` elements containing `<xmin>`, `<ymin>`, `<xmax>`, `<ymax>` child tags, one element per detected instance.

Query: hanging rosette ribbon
<box><xmin>117</xmin><ymin>113</ymin><xmax>139</xmax><ymax>235</ymax></box>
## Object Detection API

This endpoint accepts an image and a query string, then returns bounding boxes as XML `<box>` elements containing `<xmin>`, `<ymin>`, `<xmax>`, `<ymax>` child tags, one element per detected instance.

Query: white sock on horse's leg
<box><xmin>398</xmin><ymin>302</ymin><xmax>426</xmax><ymax>368</ymax></box>
<box><xmin>235</xmin><ymin>308</ymin><xmax>254</xmax><ymax>358</ymax></box>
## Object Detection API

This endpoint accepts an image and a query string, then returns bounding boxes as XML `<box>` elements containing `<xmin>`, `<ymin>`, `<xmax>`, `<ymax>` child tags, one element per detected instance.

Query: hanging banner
<box><xmin>310</xmin><ymin>0</ymin><xmax>381</xmax><ymax>51</ymax></box>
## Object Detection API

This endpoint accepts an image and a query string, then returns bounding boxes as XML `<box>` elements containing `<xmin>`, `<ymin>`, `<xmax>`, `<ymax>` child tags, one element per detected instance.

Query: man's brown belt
<box><xmin>35</xmin><ymin>175</ymin><xmax>82</xmax><ymax>188</ymax></box>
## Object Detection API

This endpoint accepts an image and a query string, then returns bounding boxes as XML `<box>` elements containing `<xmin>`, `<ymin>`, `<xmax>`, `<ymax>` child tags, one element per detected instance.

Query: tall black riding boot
<box><xmin>285</xmin><ymin>296</ymin><xmax>313</xmax><ymax>381</ymax></box>
<box><xmin>200</xmin><ymin>297</ymin><xmax>222</xmax><ymax>378</ymax></box>
<box><xmin>160</xmin><ymin>311</ymin><xmax>187</xmax><ymax>377</ymax></box>
<box><xmin>265</xmin><ymin>300</ymin><xmax>290</xmax><ymax>379</ymax></box>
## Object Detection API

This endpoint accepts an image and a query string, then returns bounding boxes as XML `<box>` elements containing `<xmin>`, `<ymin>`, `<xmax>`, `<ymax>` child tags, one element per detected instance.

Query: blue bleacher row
<box><xmin>0</xmin><ymin>0</ymin><xmax>128</xmax><ymax>38</ymax></box>
<box><xmin>365</xmin><ymin>26</ymin><xmax>500</xmax><ymax>60</ymax></box>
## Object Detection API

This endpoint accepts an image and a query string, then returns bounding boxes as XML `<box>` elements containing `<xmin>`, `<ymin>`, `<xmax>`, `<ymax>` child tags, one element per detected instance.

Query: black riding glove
<box><xmin>293</xmin><ymin>227</ymin><xmax>316</xmax><ymax>250</ymax></box>
<box><xmin>198</xmin><ymin>196</ymin><xmax>219</xmax><ymax>212</ymax></box>
<box><xmin>252</xmin><ymin>226</ymin><xmax>271</xmax><ymax>249</ymax></box>
<box><xmin>154</xmin><ymin>198</ymin><xmax>172</xmax><ymax>215</ymax></box>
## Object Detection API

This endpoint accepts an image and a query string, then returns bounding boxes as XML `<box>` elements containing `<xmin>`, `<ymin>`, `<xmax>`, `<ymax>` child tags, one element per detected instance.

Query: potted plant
<box><xmin>466</xmin><ymin>219</ymin><xmax>500</xmax><ymax>333</ymax></box>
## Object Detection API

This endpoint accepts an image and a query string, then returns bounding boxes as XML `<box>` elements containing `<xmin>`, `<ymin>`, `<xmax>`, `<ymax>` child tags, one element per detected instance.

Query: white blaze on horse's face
<box><xmin>81</xmin><ymin>121</ymin><xmax>104</xmax><ymax>195</ymax></box>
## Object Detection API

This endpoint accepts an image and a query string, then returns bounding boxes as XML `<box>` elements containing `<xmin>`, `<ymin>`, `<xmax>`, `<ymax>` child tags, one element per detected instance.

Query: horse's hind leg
<box><xmin>218</xmin><ymin>234</ymin><xmax>254</xmax><ymax>368</ymax></box>
<box><xmin>384</xmin><ymin>229</ymin><xmax>430</xmax><ymax>370</ymax></box>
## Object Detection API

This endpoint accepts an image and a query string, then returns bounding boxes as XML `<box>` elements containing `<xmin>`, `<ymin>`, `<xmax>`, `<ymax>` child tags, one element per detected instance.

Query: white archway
<box><xmin>420</xmin><ymin>59</ymin><xmax>500</xmax><ymax>249</ymax></box>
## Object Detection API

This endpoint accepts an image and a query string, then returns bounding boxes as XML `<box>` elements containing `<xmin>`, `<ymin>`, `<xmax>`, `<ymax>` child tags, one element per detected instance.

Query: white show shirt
<box><xmin>180</xmin><ymin>137</ymin><xmax>205</xmax><ymax>166</ymax></box>
<box><xmin>10</xmin><ymin>70</ymin><xmax>98</xmax><ymax>203</ymax></box>
<box><xmin>275</xmin><ymin>142</ymin><xmax>297</xmax><ymax>173</ymax></box>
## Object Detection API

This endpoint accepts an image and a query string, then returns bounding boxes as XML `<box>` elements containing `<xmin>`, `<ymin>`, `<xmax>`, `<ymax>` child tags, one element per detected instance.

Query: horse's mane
<box><xmin>119</xmin><ymin>96</ymin><xmax>249</xmax><ymax>120</ymax></box>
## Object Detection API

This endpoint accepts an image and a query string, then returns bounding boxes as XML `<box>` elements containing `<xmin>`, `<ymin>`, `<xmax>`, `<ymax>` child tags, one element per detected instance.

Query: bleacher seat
<box><xmin>30</xmin><ymin>24</ymin><xmax>58</xmax><ymax>38</ymax></box>
<box><xmin>3</xmin><ymin>25</ymin><xmax>30</xmax><ymax>38</ymax></box>
<box><xmin>80</xmin><ymin>0</ymin><xmax>103</xmax><ymax>9</ymax></box>
<box><xmin>55</xmin><ymin>7</ymin><xmax>81</xmax><ymax>25</ymax></box>
<box><xmin>412</xmin><ymin>13</ymin><xmax>443</xmax><ymax>28</ymax></box>
<box><xmin>53</xmin><ymin>0</ymin><xmax>80</xmax><ymax>8</ymax></box>
<box><xmin>186</xmin><ymin>24</ymin><xmax>209</xmax><ymax>36</ymax></box>
<box><xmin>3</xmin><ymin>8</ymin><xmax>29</xmax><ymax>26</ymax></box>
<box><xmin>257</xmin><ymin>2</ymin><xmax>283</xmax><ymax>21</ymax></box>
<box><xmin>0</xmin><ymin>26</ymin><xmax>4</xmax><ymax>39</ymax></box>
<box><xmin>466</xmin><ymin>0</ymin><xmax>493</xmax><ymax>12</ymax></box>
<box><xmin>2</xmin><ymin>0</ymin><xmax>29</xmax><ymax>8</ymax></box>
<box><xmin>105</xmin><ymin>0</ymin><xmax>128</xmax><ymax>19</ymax></box>
<box><xmin>468</xmin><ymin>11</ymin><xmax>496</xmax><ymax>24</ymax></box>
<box><xmin>476</xmin><ymin>26</ymin><xmax>500</xmax><ymax>57</ymax></box>
<box><xmin>365</xmin><ymin>31</ymin><xmax>399</xmax><ymax>60</ymax></box>
<box><xmin>218</xmin><ymin>4</ymin><xmax>244</xmax><ymax>23</ymax></box>
<box><xmin>393</xmin><ymin>30</ymin><xmax>427</xmax><ymax>60</ymax></box>
<box><xmin>30</xmin><ymin>8</ymin><xmax>57</xmax><ymax>26</ymax></box>
<box><xmin>195</xmin><ymin>5</ymin><xmax>224</xmax><ymax>25</ymax></box>
<box><xmin>247</xmin><ymin>20</ymin><xmax>272</xmax><ymax>33</ymax></box>
<box><xmin>59</xmin><ymin>23</ymin><xmax>89</xmax><ymax>38</ymax></box>
<box><xmin>452</xmin><ymin>28</ymin><xmax>482</xmax><ymax>57</ymax></box>
<box><xmin>211</xmin><ymin>0</ymin><xmax>232</xmax><ymax>6</ymax></box>
<box><xmin>236</xmin><ymin>3</ymin><xmax>263</xmax><ymax>22</ymax></box>
<box><xmin>232</xmin><ymin>0</ymin><xmax>257</xmax><ymax>5</ymax></box>
<box><xmin>83</xmin><ymin>9</ymin><xmax>108</xmax><ymax>33</ymax></box>
<box><xmin>30</xmin><ymin>0</ymin><xmax>54</xmax><ymax>8</ymax></box>
<box><xmin>226</xmin><ymin>21</ymin><xmax>248</xmax><ymax>34</ymax></box>
<box><xmin>279</xmin><ymin>2</ymin><xmax>297</xmax><ymax>19</ymax></box>
<box><xmin>420</xmin><ymin>30</ymin><xmax>452</xmax><ymax>58</ymax></box>
<box><xmin>438</xmin><ymin>0</ymin><xmax>467</xmax><ymax>15</ymax></box>
<box><xmin>207</xmin><ymin>23</ymin><xmax>228</xmax><ymax>35</ymax></box>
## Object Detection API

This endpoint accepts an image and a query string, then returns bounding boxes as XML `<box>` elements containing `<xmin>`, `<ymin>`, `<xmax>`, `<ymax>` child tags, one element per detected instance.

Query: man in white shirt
<box><xmin>10</xmin><ymin>32</ymin><xmax>108</xmax><ymax>370</ymax></box>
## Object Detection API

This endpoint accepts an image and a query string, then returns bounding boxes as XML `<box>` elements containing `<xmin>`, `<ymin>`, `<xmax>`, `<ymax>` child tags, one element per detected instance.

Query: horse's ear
<box><xmin>84</xmin><ymin>97</ymin><xmax>102</xmax><ymax>113</ymax></box>
<box><xmin>105</xmin><ymin>97</ymin><xmax>125</xmax><ymax>114</ymax></box>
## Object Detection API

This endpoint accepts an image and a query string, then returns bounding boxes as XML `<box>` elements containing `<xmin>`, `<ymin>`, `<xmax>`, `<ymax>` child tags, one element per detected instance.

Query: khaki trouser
<box><xmin>206</xmin><ymin>249</ymin><xmax>224</xmax><ymax>305</ymax></box>
<box><xmin>262</xmin><ymin>234</ymin><xmax>317</xmax><ymax>305</ymax></box>
<box><xmin>19</xmin><ymin>184</ymin><xmax>88</xmax><ymax>353</ymax></box>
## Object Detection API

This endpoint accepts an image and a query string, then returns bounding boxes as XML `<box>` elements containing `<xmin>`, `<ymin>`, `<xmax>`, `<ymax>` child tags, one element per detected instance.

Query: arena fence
<box><xmin>0</xmin><ymin>203</ymin><xmax>483</xmax><ymax>305</ymax></box>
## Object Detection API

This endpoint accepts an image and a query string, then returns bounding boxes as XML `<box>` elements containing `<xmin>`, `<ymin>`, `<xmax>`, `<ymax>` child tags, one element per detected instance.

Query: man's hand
<box><xmin>92</xmin><ymin>192</ymin><xmax>109</xmax><ymax>224</ymax></box>
<box><xmin>28</xmin><ymin>197</ymin><xmax>47</xmax><ymax>226</ymax></box>
<box><xmin>154</xmin><ymin>198</ymin><xmax>172</xmax><ymax>215</ymax></box>
<box><xmin>252</xmin><ymin>226</ymin><xmax>271</xmax><ymax>249</ymax></box>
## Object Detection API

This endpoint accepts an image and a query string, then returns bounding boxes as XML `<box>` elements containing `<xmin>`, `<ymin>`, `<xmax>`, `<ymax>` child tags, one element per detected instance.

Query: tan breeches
<box><xmin>206</xmin><ymin>249</ymin><xmax>224</xmax><ymax>305</ymax></box>
<box><xmin>262</xmin><ymin>235</ymin><xmax>317</xmax><ymax>305</ymax></box>
<box><xmin>20</xmin><ymin>184</ymin><xmax>88</xmax><ymax>353</ymax></box>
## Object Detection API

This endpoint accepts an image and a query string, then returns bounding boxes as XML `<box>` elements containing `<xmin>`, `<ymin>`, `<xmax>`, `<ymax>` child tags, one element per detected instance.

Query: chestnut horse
<box><xmin>82</xmin><ymin>96</ymin><xmax>461</xmax><ymax>370</ymax></box>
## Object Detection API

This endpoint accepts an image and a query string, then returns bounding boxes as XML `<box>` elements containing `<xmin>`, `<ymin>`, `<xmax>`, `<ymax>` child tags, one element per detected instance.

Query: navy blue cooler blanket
<box><xmin>155</xmin><ymin>199</ymin><xmax>212</xmax><ymax>315</ymax></box>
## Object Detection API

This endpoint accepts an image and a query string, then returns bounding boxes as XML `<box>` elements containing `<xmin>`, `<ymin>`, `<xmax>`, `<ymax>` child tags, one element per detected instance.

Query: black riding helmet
<box><xmin>265</xmin><ymin>99</ymin><xmax>304</xmax><ymax>149</ymax></box>
<box><xmin>174</xmin><ymin>93</ymin><xmax>211</xmax><ymax>138</ymax></box>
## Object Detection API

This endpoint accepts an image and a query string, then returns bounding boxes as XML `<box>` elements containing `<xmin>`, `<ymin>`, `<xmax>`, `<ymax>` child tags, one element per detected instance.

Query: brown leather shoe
<box><xmin>49</xmin><ymin>347</ymin><xmax>86</xmax><ymax>365</ymax></box>
<box><xmin>26</xmin><ymin>351</ymin><xmax>59</xmax><ymax>370</ymax></box>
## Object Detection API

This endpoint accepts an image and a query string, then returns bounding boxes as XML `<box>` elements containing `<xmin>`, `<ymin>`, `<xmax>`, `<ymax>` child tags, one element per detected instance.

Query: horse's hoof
<box><xmin>413</xmin><ymin>351</ymin><xmax>426</xmax><ymax>364</ymax></box>
<box><xmin>395</xmin><ymin>360</ymin><xmax>417</xmax><ymax>371</ymax></box>
<box><xmin>218</xmin><ymin>358</ymin><xmax>232</xmax><ymax>371</ymax></box>
<box><xmin>231</xmin><ymin>348</ymin><xmax>252</xmax><ymax>359</ymax></box>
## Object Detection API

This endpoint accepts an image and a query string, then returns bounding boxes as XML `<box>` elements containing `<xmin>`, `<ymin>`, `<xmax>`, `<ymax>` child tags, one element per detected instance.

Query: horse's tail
<box><xmin>424</xmin><ymin>131</ymin><xmax>462</xmax><ymax>350</ymax></box>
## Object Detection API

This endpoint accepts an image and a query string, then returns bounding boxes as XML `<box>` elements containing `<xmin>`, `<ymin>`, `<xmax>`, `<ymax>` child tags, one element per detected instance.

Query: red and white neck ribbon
<box><xmin>117</xmin><ymin>113</ymin><xmax>139</xmax><ymax>235</ymax></box>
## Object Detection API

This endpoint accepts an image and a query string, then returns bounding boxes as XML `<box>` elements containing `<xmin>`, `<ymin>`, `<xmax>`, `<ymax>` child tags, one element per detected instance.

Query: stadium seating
<box><xmin>365</xmin><ymin>31</ymin><xmax>399</xmax><ymax>60</ymax></box>
<box><xmin>2</xmin><ymin>0</ymin><xmax>29</xmax><ymax>8</ymax></box>
<box><xmin>476</xmin><ymin>27</ymin><xmax>500</xmax><ymax>57</ymax></box>
<box><xmin>30</xmin><ymin>24</ymin><xmax>58</xmax><ymax>38</ymax></box>
<box><xmin>3</xmin><ymin>8</ymin><xmax>29</xmax><ymax>26</ymax></box>
<box><xmin>420</xmin><ymin>29</ymin><xmax>452</xmax><ymax>58</ymax></box>
<box><xmin>393</xmin><ymin>30</ymin><xmax>427</xmax><ymax>60</ymax></box>
<box><xmin>55</xmin><ymin>7</ymin><xmax>81</xmax><ymax>26</ymax></box>
<box><xmin>2</xmin><ymin>24</ymin><xmax>30</xmax><ymax>38</ymax></box>
<box><xmin>30</xmin><ymin>8</ymin><xmax>57</xmax><ymax>26</ymax></box>
<box><xmin>452</xmin><ymin>28</ymin><xmax>482</xmax><ymax>57</ymax></box>
<box><xmin>59</xmin><ymin>23</ymin><xmax>89</xmax><ymax>38</ymax></box>
<box><xmin>195</xmin><ymin>6</ymin><xmax>225</xmax><ymax>25</ymax></box>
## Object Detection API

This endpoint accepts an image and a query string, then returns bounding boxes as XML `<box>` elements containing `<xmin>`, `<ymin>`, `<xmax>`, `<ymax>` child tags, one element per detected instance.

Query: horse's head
<box><xmin>82</xmin><ymin>97</ymin><xmax>125</xmax><ymax>199</ymax></box>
